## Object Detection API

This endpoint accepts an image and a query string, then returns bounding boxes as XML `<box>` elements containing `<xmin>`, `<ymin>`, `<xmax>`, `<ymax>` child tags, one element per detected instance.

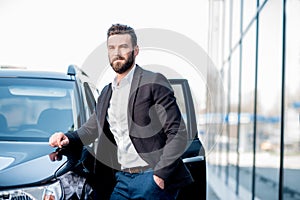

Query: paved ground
<box><xmin>207</xmin><ymin>165</ymin><xmax>300</xmax><ymax>200</ymax></box>
<box><xmin>207</xmin><ymin>184</ymin><xmax>220</xmax><ymax>200</ymax></box>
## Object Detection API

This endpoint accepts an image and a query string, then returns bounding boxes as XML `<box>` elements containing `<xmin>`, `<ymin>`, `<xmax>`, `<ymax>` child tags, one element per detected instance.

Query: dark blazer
<box><xmin>67</xmin><ymin>65</ymin><xmax>193</xmax><ymax>192</ymax></box>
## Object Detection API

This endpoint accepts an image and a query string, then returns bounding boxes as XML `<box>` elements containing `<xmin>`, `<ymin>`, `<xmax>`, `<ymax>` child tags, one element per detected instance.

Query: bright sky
<box><xmin>0</xmin><ymin>0</ymin><xmax>209</xmax><ymax>73</ymax></box>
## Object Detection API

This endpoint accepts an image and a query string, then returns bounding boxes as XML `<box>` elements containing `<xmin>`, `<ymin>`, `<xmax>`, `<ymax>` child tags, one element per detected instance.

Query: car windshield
<box><xmin>0</xmin><ymin>77</ymin><xmax>77</xmax><ymax>141</ymax></box>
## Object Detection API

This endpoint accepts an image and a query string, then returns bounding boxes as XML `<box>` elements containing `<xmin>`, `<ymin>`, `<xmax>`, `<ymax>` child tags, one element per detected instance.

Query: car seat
<box><xmin>0</xmin><ymin>114</ymin><xmax>8</xmax><ymax>132</ymax></box>
<box><xmin>37</xmin><ymin>108</ymin><xmax>73</xmax><ymax>133</ymax></box>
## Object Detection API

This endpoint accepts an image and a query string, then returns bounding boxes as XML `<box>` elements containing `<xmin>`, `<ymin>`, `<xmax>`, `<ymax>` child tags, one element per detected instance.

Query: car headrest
<box><xmin>38</xmin><ymin>108</ymin><xmax>73</xmax><ymax>133</ymax></box>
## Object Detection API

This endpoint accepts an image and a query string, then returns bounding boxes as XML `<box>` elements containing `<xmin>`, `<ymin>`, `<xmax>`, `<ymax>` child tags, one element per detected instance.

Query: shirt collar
<box><xmin>112</xmin><ymin>64</ymin><xmax>136</xmax><ymax>90</ymax></box>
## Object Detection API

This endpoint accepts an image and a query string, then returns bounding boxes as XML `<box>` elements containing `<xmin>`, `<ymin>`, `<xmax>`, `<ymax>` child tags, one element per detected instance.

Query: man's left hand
<box><xmin>153</xmin><ymin>175</ymin><xmax>165</xmax><ymax>189</ymax></box>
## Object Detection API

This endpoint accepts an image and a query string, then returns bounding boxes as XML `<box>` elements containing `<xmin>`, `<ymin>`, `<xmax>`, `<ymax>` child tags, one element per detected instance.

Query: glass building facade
<box><xmin>205</xmin><ymin>0</ymin><xmax>300</xmax><ymax>199</ymax></box>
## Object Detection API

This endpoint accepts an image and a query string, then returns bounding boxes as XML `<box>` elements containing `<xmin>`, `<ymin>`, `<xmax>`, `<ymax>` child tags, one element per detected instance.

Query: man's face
<box><xmin>107</xmin><ymin>34</ymin><xmax>137</xmax><ymax>74</ymax></box>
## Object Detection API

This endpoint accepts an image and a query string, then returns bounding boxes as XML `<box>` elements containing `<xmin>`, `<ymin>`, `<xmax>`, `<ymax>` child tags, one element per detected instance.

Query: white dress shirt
<box><xmin>107</xmin><ymin>65</ymin><xmax>148</xmax><ymax>169</ymax></box>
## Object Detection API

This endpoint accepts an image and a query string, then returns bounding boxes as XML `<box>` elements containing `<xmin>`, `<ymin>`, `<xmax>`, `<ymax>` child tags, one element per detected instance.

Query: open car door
<box><xmin>169</xmin><ymin>79</ymin><xmax>207</xmax><ymax>200</ymax></box>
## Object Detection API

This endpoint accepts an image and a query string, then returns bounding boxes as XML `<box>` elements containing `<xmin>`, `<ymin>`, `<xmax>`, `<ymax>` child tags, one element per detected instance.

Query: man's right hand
<box><xmin>49</xmin><ymin>132</ymin><xmax>69</xmax><ymax>148</ymax></box>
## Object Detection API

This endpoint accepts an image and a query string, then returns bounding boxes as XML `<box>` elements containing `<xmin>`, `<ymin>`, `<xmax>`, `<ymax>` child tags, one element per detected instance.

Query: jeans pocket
<box><xmin>150</xmin><ymin>174</ymin><xmax>164</xmax><ymax>191</ymax></box>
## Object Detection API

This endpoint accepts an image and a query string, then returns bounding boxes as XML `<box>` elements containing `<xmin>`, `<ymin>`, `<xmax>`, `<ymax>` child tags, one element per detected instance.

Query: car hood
<box><xmin>0</xmin><ymin>141</ymin><xmax>67</xmax><ymax>189</ymax></box>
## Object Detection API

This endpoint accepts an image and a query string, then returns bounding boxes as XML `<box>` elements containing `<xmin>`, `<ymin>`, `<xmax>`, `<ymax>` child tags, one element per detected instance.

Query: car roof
<box><xmin>0</xmin><ymin>69</ymin><xmax>73</xmax><ymax>80</ymax></box>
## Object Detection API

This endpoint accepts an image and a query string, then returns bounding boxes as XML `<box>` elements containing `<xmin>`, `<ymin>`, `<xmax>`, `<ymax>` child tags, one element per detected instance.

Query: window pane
<box><xmin>255</xmin><ymin>1</ymin><xmax>282</xmax><ymax>199</ymax></box>
<box><xmin>284</xmin><ymin>0</ymin><xmax>300</xmax><ymax>199</ymax></box>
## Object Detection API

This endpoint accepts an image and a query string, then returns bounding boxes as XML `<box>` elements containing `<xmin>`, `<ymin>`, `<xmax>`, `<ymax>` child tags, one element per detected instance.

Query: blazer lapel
<box><xmin>128</xmin><ymin>65</ymin><xmax>143</xmax><ymax>132</ymax></box>
<box><xmin>98</xmin><ymin>83</ymin><xmax>112</xmax><ymax>129</ymax></box>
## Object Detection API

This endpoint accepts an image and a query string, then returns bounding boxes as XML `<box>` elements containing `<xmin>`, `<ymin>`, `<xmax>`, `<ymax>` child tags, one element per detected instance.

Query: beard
<box><xmin>110</xmin><ymin>51</ymin><xmax>135</xmax><ymax>74</ymax></box>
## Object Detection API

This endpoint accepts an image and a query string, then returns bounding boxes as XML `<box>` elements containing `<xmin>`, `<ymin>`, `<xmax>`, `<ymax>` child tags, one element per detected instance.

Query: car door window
<box><xmin>169</xmin><ymin>79</ymin><xmax>198</xmax><ymax>140</ymax></box>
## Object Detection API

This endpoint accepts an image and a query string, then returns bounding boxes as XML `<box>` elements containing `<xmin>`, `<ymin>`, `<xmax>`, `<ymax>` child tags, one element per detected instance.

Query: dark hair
<box><xmin>107</xmin><ymin>23</ymin><xmax>137</xmax><ymax>47</ymax></box>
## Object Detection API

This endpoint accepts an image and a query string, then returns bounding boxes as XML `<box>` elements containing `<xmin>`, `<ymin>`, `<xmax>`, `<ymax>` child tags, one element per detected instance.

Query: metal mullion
<box><xmin>252</xmin><ymin>0</ymin><xmax>260</xmax><ymax>199</ymax></box>
<box><xmin>236</xmin><ymin>0</ymin><xmax>244</xmax><ymax>196</ymax></box>
<box><xmin>225</xmin><ymin>0</ymin><xmax>233</xmax><ymax>186</ymax></box>
<box><xmin>218</xmin><ymin>0</ymin><xmax>226</xmax><ymax>178</ymax></box>
<box><xmin>279</xmin><ymin>0</ymin><xmax>286</xmax><ymax>199</ymax></box>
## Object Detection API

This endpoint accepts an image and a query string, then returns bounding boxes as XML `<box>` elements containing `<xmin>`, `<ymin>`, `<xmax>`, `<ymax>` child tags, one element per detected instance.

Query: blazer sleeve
<box><xmin>151</xmin><ymin>73</ymin><xmax>189</xmax><ymax>180</ymax></box>
<box><xmin>65</xmin><ymin>83</ymin><xmax>110</xmax><ymax>147</ymax></box>
<box><xmin>65</xmin><ymin>112</ymin><xmax>99</xmax><ymax>146</ymax></box>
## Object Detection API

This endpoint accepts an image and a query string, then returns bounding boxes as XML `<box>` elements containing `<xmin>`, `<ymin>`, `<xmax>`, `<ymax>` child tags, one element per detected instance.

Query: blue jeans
<box><xmin>110</xmin><ymin>171</ymin><xmax>179</xmax><ymax>200</ymax></box>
